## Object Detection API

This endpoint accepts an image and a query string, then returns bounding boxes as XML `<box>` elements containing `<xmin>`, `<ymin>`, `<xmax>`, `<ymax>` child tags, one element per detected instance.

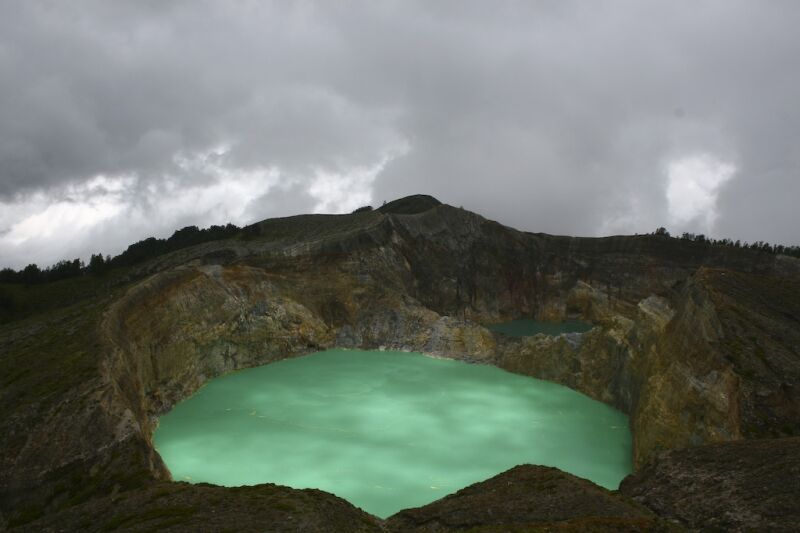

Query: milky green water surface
<box><xmin>487</xmin><ymin>318</ymin><xmax>593</xmax><ymax>337</ymax></box>
<box><xmin>154</xmin><ymin>349</ymin><xmax>631</xmax><ymax>518</ymax></box>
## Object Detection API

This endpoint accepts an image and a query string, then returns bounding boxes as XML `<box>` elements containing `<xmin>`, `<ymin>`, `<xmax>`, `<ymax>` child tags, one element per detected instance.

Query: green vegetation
<box><xmin>0</xmin><ymin>266</ymin><xmax>132</xmax><ymax>324</ymax></box>
<box><xmin>0</xmin><ymin>295</ymin><xmax>110</xmax><ymax>419</ymax></box>
<box><xmin>2</xmin><ymin>210</ymin><xmax>798</xmax><ymax>328</ymax></box>
<box><xmin>101</xmin><ymin>505</ymin><xmax>197</xmax><ymax>531</ymax></box>
<box><xmin>0</xmin><ymin>211</ymin><xmax>386</xmax><ymax>325</ymax></box>
<box><xmin>0</xmin><ymin>223</ymin><xmax>241</xmax><ymax>286</ymax></box>
<box><xmin>378</xmin><ymin>194</ymin><xmax>442</xmax><ymax>214</ymax></box>
<box><xmin>243</xmin><ymin>211</ymin><xmax>382</xmax><ymax>245</ymax></box>
<box><xmin>651</xmin><ymin>227</ymin><xmax>800</xmax><ymax>258</ymax></box>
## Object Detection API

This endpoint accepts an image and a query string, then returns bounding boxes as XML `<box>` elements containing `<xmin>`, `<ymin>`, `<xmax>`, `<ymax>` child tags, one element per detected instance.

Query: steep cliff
<box><xmin>1</xmin><ymin>196</ymin><xmax>798</xmax><ymax>531</ymax></box>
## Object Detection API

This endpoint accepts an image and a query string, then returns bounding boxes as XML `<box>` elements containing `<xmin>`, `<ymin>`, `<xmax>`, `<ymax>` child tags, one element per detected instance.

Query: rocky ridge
<box><xmin>1</xmin><ymin>194</ymin><xmax>799</xmax><ymax>531</ymax></box>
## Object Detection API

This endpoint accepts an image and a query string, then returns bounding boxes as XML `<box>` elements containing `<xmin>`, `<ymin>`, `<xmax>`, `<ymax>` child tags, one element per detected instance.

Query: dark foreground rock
<box><xmin>620</xmin><ymin>436</ymin><xmax>800</xmax><ymax>532</ymax></box>
<box><xmin>385</xmin><ymin>465</ymin><xmax>671</xmax><ymax>532</ymax></box>
<box><xmin>11</xmin><ymin>482</ymin><xmax>382</xmax><ymax>533</ymax></box>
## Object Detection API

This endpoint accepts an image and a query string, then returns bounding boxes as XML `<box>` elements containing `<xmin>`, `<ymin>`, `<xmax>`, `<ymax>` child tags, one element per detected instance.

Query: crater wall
<box><xmin>97</xmin><ymin>206</ymin><xmax>800</xmax><ymax>484</ymax></box>
<box><xmin>2</xmin><ymin>201</ymin><xmax>799</xmax><ymax>530</ymax></box>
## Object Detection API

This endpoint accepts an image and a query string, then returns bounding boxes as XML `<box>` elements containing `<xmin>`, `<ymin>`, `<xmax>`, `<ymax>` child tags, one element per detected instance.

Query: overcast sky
<box><xmin>1</xmin><ymin>1</ymin><xmax>799</xmax><ymax>269</ymax></box>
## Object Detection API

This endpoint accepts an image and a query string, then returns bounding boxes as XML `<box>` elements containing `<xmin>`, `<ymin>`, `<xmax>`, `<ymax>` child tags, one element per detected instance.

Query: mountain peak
<box><xmin>378</xmin><ymin>194</ymin><xmax>442</xmax><ymax>214</ymax></box>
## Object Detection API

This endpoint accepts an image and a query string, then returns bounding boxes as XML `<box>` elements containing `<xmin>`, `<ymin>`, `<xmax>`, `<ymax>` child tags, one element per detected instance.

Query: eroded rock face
<box><xmin>102</xmin><ymin>264</ymin><xmax>334</xmax><ymax>431</ymax></box>
<box><xmin>2</xmin><ymin>197</ymin><xmax>799</xmax><ymax>530</ymax></box>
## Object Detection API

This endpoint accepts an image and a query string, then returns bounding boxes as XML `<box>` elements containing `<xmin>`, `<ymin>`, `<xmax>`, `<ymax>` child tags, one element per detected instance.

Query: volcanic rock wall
<box><xmin>97</xmin><ymin>204</ymin><xmax>800</xmax><ymax>478</ymax></box>
<box><xmin>2</xmin><ymin>198</ymin><xmax>799</xmax><ymax>530</ymax></box>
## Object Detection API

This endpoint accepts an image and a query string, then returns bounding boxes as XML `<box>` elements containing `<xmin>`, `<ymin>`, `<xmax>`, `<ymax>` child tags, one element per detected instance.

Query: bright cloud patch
<box><xmin>0</xmin><ymin>175</ymin><xmax>131</xmax><ymax>247</ymax></box>
<box><xmin>308</xmin><ymin>149</ymin><xmax>405</xmax><ymax>214</ymax></box>
<box><xmin>0</xmin><ymin>143</ymin><xmax>403</xmax><ymax>269</ymax></box>
<box><xmin>666</xmin><ymin>154</ymin><xmax>736</xmax><ymax>233</ymax></box>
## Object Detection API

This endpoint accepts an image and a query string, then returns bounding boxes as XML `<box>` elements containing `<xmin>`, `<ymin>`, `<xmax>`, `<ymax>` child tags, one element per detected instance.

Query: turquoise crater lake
<box><xmin>153</xmin><ymin>349</ymin><xmax>631</xmax><ymax>518</ymax></box>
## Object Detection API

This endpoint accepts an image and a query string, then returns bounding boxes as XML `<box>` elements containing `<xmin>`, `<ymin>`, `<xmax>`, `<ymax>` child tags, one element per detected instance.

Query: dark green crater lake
<box><xmin>486</xmin><ymin>318</ymin><xmax>593</xmax><ymax>337</ymax></box>
<box><xmin>153</xmin><ymin>349</ymin><xmax>631</xmax><ymax>518</ymax></box>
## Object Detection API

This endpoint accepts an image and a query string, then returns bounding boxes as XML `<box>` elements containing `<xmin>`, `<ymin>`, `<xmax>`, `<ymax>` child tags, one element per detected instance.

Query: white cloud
<box><xmin>308</xmin><ymin>145</ymin><xmax>408</xmax><ymax>214</ymax></box>
<box><xmin>0</xmin><ymin>175</ymin><xmax>132</xmax><ymax>251</ymax></box>
<box><xmin>666</xmin><ymin>154</ymin><xmax>736</xmax><ymax>234</ymax></box>
<box><xmin>0</xmin><ymin>143</ymin><xmax>408</xmax><ymax>269</ymax></box>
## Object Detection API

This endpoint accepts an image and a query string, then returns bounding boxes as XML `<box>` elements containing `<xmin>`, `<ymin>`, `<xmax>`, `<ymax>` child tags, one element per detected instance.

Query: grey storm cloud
<box><xmin>0</xmin><ymin>1</ymin><xmax>799</xmax><ymax>268</ymax></box>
